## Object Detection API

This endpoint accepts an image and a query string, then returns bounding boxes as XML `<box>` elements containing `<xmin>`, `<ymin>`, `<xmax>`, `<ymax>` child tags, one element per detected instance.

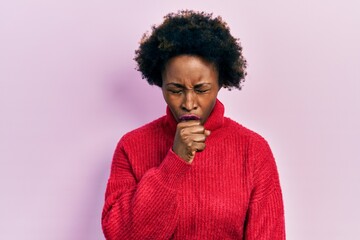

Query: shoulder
<box><xmin>223</xmin><ymin>118</ymin><xmax>277</xmax><ymax>179</ymax></box>
<box><xmin>119</xmin><ymin>116</ymin><xmax>166</xmax><ymax>147</ymax></box>
<box><xmin>222</xmin><ymin>117</ymin><xmax>273</xmax><ymax>160</ymax></box>
<box><xmin>223</xmin><ymin>117</ymin><xmax>269</xmax><ymax>145</ymax></box>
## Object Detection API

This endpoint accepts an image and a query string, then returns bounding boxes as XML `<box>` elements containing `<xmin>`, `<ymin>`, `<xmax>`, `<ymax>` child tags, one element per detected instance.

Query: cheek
<box><xmin>200</xmin><ymin>92</ymin><xmax>217</xmax><ymax>104</ymax></box>
<box><xmin>161</xmin><ymin>88</ymin><xmax>167</xmax><ymax>100</ymax></box>
<box><xmin>162</xmin><ymin>90</ymin><xmax>172</xmax><ymax>105</ymax></box>
<box><xmin>202</xmin><ymin>94</ymin><xmax>218</xmax><ymax>112</ymax></box>
<box><xmin>163</xmin><ymin>93</ymin><xmax>180</xmax><ymax>108</ymax></box>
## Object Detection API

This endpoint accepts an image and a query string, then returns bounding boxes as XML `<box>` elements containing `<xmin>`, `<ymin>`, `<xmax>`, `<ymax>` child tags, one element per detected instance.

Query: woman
<box><xmin>102</xmin><ymin>10</ymin><xmax>285</xmax><ymax>239</ymax></box>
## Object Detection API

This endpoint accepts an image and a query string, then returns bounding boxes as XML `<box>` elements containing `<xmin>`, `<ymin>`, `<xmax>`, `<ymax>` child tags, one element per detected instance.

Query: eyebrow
<box><xmin>166</xmin><ymin>83</ymin><xmax>211</xmax><ymax>88</ymax></box>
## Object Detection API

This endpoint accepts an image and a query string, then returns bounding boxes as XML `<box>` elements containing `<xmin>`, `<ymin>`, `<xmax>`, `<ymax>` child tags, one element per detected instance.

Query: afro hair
<box><xmin>134</xmin><ymin>10</ymin><xmax>247</xmax><ymax>90</ymax></box>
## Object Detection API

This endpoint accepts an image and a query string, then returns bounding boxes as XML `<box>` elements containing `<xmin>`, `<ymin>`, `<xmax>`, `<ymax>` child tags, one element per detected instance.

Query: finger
<box><xmin>183</xmin><ymin>125</ymin><xmax>206</xmax><ymax>134</ymax></box>
<box><xmin>178</xmin><ymin>126</ymin><xmax>205</xmax><ymax>139</ymax></box>
<box><xmin>191</xmin><ymin>142</ymin><xmax>206</xmax><ymax>152</ymax></box>
<box><xmin>177</xmin><ymin>120</ymin><xmax>201</xmax><ymax>128</ymax></box>
<box><xmin>189</xmin><ymin>133</ymin><xmax>207</xmax><ymax>142</ymax></box>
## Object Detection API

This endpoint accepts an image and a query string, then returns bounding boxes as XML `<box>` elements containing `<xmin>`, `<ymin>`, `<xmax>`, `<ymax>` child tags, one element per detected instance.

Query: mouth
<box><xmin>179</xmin><ymin>115</ymin><xmax>200</xmax><ymax>122</ymax></box>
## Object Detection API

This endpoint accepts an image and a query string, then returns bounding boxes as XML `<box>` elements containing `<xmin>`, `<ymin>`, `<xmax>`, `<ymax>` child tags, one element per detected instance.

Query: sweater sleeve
<box><xmin>244</xmin><ymin>138</ymin><xmax>285</xmax><ymax>240</ymax></box>
<box><xmin>101</xmin><ymin>140</ymin><xmax>191</xmax><ymax>240</ymax></box>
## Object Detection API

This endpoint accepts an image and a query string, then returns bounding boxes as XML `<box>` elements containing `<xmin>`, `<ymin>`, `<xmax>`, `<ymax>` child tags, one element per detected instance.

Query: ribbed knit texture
<box><xmin>102</xmin><ymin>99</ymin><xmax>285</xmax><ymax>239</ymax></box>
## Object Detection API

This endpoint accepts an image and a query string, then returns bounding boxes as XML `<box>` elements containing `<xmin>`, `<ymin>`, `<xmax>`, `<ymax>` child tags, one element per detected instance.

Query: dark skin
<box><xmin>162</xmin><ymin>55</ymin><xmax>220</xmax><ymax>163</ymax></box>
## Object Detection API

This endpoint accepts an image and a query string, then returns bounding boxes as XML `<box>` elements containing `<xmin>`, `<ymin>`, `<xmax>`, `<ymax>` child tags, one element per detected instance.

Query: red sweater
<box><xmin>102</xmin><ymin>100</ymin><xmax>285</xmax><ymax>239</ymax></box>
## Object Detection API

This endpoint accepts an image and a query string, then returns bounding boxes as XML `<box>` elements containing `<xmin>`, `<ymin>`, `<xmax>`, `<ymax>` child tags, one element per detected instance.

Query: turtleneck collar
<box><xmin>164</xmin><ymin>99</ymin><xmax>225</xmax><ymax>136</ymax></box>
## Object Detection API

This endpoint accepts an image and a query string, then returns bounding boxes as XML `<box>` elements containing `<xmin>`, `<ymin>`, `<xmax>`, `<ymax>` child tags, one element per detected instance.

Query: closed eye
<box><xmin>195</xmin><ymin>89</ymin><xmax>209</xmax><ymax>93</ymax></box>
<box><xmin>168</xmin><ymin>89</ymin><xmax>182</xmax><ymax>94</ymax></box>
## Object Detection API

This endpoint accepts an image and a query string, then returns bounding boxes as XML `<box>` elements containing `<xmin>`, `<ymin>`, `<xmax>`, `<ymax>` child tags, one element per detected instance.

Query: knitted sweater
<box><xmin>102</xmin><ymin>99</ymin><xmax>285</xmax><ymax>239</ymax></box>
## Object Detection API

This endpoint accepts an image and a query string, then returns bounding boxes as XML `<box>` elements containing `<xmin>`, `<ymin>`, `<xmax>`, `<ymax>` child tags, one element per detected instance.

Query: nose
<box><xmin>181</xmin><ymin>90</ymin><xmax>197</xmax><ymax>112</ymax></box>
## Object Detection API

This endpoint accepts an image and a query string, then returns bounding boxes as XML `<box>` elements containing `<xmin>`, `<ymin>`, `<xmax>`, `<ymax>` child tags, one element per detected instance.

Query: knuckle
<box><xmin>199</xmin><ymin>143</ymin><xmax>206</xmax><ymax>150</ymax></box>
<box><xmin>179</xmin><ymin>128</ymin><xmax>186</xmax><ymax>136</ymax></box>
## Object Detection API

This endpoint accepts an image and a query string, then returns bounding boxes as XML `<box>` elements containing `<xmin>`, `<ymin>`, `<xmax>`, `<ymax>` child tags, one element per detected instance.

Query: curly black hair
<box><xmin>134</xmin><ymin>10</ymin><xmax>247</xmax><ymax>90</ymax></box>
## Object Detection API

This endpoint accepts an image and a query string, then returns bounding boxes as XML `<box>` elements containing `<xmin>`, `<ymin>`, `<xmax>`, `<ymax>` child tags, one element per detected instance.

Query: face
<box><xmin>162</xmin><ymin>55</ymin><xmax>220</xmax><ymax>124</ymax></box>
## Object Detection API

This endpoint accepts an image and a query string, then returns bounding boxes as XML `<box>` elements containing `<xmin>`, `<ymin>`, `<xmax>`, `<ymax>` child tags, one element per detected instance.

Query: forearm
<box><xmin>244</xmin><ymin>187</ymin><xmax>285</xmax><ymax>240</ymax></box>
<box><xmin>102</xmin><ymin>149</ymin><xmax>191</xmax><ymax>239</ymax></box>
<box><xmin>244</xmin><ymin>137</ymin><xmax>286</xmax><ymax>239</ymax></box>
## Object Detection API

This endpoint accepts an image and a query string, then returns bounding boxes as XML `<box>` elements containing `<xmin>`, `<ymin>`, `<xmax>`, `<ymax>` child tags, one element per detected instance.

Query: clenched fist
<box><xmin>172</xmin><ymin>120</ymin><xmax>211</xmax><ymax>163</ymax></box>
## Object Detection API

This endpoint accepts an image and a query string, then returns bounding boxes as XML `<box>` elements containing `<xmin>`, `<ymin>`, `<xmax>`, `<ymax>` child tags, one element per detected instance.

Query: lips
<box><xmin>179</xmin><ymin>115</ymin><xmax>200</xmax><ymax>121</ymax></box>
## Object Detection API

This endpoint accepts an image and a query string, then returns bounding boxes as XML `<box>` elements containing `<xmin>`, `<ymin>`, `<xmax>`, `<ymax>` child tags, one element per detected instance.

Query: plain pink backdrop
<box><xmin>1</xmin><ymin>1</ymin><xmax>359</xmax><ymax>239</ymax></box>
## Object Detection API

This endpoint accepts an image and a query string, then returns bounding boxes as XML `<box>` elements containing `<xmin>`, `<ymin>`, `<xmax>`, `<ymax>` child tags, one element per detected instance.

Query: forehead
<box><xmin>162</xmin><ymin>55</ymin><xmax>218</xmax><ymax>85</ymax></box>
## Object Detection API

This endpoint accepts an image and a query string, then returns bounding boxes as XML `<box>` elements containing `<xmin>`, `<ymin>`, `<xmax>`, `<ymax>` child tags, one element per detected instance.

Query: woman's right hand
<box><xmin>172</xmin><ymin>120</ymin><xmax>210</xmax><ymax>163</ymax></box>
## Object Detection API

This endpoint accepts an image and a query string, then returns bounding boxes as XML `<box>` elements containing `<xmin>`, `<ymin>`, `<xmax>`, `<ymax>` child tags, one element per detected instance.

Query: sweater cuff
<box><xmin>156</xmin><ymin>149</ymin><xmax>192</xmax><ymax>190</ymax></box>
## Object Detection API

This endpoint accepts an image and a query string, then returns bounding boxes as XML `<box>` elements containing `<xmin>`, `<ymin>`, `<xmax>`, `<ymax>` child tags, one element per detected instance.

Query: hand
<box><xmin>172</xmin><ymin>120</ymin><xmax>210</xmax><ymax>163</ymax></box>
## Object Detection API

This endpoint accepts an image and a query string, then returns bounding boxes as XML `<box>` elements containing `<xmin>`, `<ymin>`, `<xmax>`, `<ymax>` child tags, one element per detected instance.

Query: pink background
<box><xmin>1</xmin><ymin>1</ymin><xmax>359</xmax><ymax>239</ymax></box>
